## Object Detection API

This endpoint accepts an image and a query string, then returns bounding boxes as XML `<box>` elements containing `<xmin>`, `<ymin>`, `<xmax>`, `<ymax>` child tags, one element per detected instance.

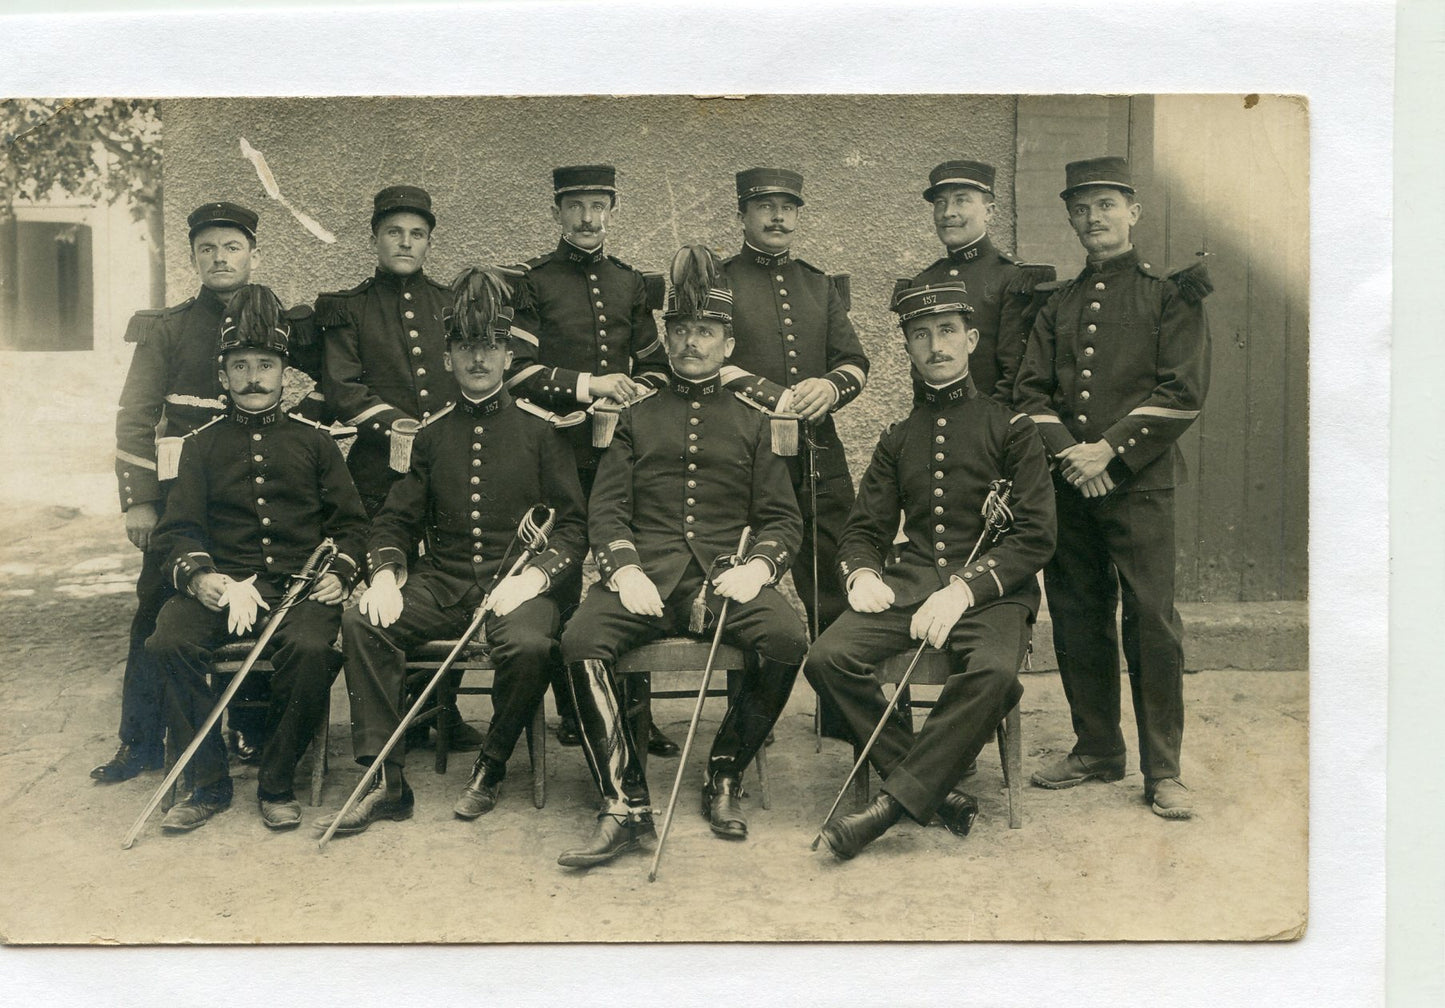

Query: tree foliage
<box><xmin>1</xmin><ymin>98</ymin><xmax>162</xmax><ymax>223</ymax></box>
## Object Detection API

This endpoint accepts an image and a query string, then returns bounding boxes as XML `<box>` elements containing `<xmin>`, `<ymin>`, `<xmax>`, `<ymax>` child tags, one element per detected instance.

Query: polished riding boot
<box><xmin>820</xmin><ymin>792</ymin><xmax>905</xmax><ymax>860</ymax></box>
<box><xmin>454</xmin><ymin>756</ymin><xmax>504</xmax><ymax>820</ymax></box>
<box><xmin>709</xmin><ymin>655</ymin><xmax>800</xmax><ymax>777</ymax></box>
<box><xmin>701</xmin><ymin>771</ymin><xmax>747</xmax><ymax>839</ymax></box>
<box><xmin>563</xmin><ymin>660</ymin><xmax>650</xmax><ymax>813</ymax></box>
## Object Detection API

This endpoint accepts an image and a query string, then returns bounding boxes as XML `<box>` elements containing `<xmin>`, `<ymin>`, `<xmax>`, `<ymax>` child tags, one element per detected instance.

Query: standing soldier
<box><xmin>317</xmin><ymin>269</ymin><xmax>587</xmax><ymax>837</ymax></box>
<box><xmin>554</xmin><ymin>248</ymin><xmax>808</xmax><ymax>867</ymax></box>
<box><xmin>1014</xmin><ymin>157</ymin><xmax>1212</xmax><ymax>820</ymax></box>
<box><xmin>907</xmin><ymin>160</ymin><xmax>1055</xmax><ymax>405</ymax></box>
<box><xmin>145</xmin><ymin>285</ymin><xmax>368</xmax><ymax>831</ymax></box>
<box><xmin>315</xmin><ymin>185</ymin><xmax>483</xmax><ymax>750</ymax></box>
<box><xmin>804</xmin><ymin>283</ymin><xmax>1055</xmax><ymax>859</ymax></box>
<box><xmin>505</xmin><ymin>164</ymin><xmax>675</xmax><ymax>756</ymax></box>
<box><xmin>718</xmin><ymin>167</ymin><xmax>870</xmax><ymax>740</ymax></box>
<box><xmin>95</xmin><ymin>202</ymin><xmax>318</xmax><ymax>783</ymax></box>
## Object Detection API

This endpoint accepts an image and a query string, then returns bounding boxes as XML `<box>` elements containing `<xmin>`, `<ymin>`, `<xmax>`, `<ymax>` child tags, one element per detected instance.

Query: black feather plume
<box><xmin>448</xmin><ymin>266</ymin><xmax>516</xmax><ymax>341</ymax></box>
<box><xmin>233</xmin><ymin>284</ymin><xmax>285</xmax><ymax>343</ymax></box>
<box><xmin>669</xmin><ymin>245</ymin><xmax>724</xmax><ymax>318</ymax></box>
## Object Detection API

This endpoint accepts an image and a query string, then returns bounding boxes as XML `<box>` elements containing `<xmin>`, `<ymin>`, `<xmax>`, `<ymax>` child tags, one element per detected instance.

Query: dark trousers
<box><xmin>1044</xmin><ymin>481</ymin><xmax>1185</xmax><ymax>781</ymax></box>
<box><xmin>118</xmin><ymin>545</ymin><xmax>171</xmax><ymax>747</ymax></box>
<box><xmin>561</xmin><ymin>561</ymin><xmax>808</xmax><ymax>782</ymax></box>
<box><xmin>804</xmin><ymin>602</ymin><xmax>1028</xmax><ymax>823</ymax></box>
<box><xmin>548</xmin><ymin>463</ymin><xmax>597</xmax><ymax>727</ymax></box>
<box><xmin>340</xmin><ymin>571</ymin><xmax>559</xmax><ymax>773</ymax></box>
<box><xmin>788</xmin><ymin>457</ymin><xmax>853</xmax><ymax>737</ymax></box>
<box><xmin>147</xmin><ymin>585</ymin><xmax>341</xmax><ymax>796</ymax></box>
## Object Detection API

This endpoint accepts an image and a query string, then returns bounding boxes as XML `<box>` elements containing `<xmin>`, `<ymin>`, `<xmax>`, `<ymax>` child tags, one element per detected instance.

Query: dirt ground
<box><xmin>0</xmin><ymin>504</ymin><xmax>1307</xmax><ymax>945</ymax></box>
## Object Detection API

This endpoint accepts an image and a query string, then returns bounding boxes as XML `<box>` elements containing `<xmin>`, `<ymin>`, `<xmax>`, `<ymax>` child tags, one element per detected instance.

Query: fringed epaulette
<box><xmin>828</xmin><ymin>273</ymin><xmax>851</xmax><ymax>312</ymax></box>
<box><xmin>420</xmin><ymin>403</ymin><xmax>454</xmax><ymax>427</ymax></box>
<box><xmin>606</xmin><ymin>253</ymin><xmax>642</xmax><ymax>275</ymax></box>
<box><xmin>284</xmin><ymin>304</ymin><xmax>317</xmax><ymax>348</ymax></box>
<box><xmin>1010</xmin><ymin>263</ymin><xmax>1057</xmax><ymax>294</ymax></box>
<box><xmin>793</xmin><ymin>256</ymin><xmax>827</xmax><ymax>277</ymax></box>
<box><xmin>314</xmin><ymin>281</ymin><xmax>370</xmax><ymax>329</ymax></box>
<box><xmin>1167</xmin><ymin>260</ymin><xmax>1214</xmax><ymax>304</ymax></box>
<box><xmin>1032</xmin><ymin>278</ymin><xmax>1070</xmax><ymax>295</ymax></box>
<box><xmin>996</xmin><ymin>247</ymin><xmax>1021</xmax><ymax>265</ymax></box>
<box><xmin>124</xmin><ymin>308</ymin><xmax>166</xmax><ymax>345</ymax></box>
<box><xmin>641</xmin><ymin>271</ymin><xmax>665</xmax><ymax>311</ymax></box>
<box><xmin>423</xmin><ymin>274</ymin><xmax>453</xmax><ymax>294</ymax></box>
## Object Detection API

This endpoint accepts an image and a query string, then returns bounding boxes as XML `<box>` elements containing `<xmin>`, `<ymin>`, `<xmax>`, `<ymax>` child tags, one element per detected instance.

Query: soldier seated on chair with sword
<box><xmin>316</xmin><ymin>268</ymin><xmax>587</xmax><ymax>838</ymax></box>
<box><xmin>145</xmin><ymin>285</ymin><xmax>369</xmax><ymax>834</ymax></box>
<box><xmin>804</xmin><ymin>282</ymin><xmax>1056</xmax><ymax>860</ymax></box>
<box><xmin>553</xmin><ymin>246</ymin><xmax>808</xmax><ymax>869</ymax></box>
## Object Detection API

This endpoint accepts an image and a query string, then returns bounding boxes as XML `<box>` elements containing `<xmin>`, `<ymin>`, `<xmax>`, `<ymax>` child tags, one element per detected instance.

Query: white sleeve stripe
<box><xmin>1129</xmin><ymin>406</ymin><xmax>1201</xmax><ymax>420</ymax></box>
<box><xmin>989</xmin><ymin>570</ymin><xmax>1004</xmax><ymax>596</ymax></box>
<box><xmin>348</xmin><ymin>403</ymin><xmax>393</xmax><ymax>425</ymax></box>
<box><xmin>509</xmin><ymin>326</ymin><xmax>539</xmax><ymax>347</ymax></box>
<box><xmin>506</xmin><ymin>364</ymin><xmax>545</xmax><ymax>388</ymax></box>
<box><xmin>833</xmin><ymin>364</ymin><xmax>868</xmax><ymax>387</ymax></box>
<box><xmin>116</xmin><ymin>450</ymin><xmax>157</xmax><ymax>471</ymax></box>
<box><xmin>1030</xmin><ymin>414</ymin><xmax>1065</xmax><ymax>425</ymax></box>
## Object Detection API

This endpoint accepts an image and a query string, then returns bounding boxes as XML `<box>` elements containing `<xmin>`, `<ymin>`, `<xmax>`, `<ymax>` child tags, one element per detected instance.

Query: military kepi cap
<box><xmin>1060</xmin><ymin>156</ymin><xmax>1136</xmax><ymax>200</ymax></box>
<box><xmin>735</xmin><ymin>167</ymin><xmax>805</xmax><ymax>208</ymax></box>
<box><xmin>187</xmin><ymin>202</ymin><xmax>258</xmax><ymax>241</ymax></box>
<box><xmin>664</xmin><ymin>285</ymin><xmax>733</xmax><ymax>323</ymax></box>
<box><xmin>553</xmin><ymin>165</ymin><xmax>618</xmax><ymax>196</ymax></box>
<box><xmin>372</xmin><ymin>185</ymin><xmax>436</xmax><ymax>230</ymax></box>
<box><xmin>891</xmin><ymin>283</ymin><xmax>975</xmax><ymax>326</ymax></box>
<box><xmin>219</xmin><ymin>285</ymin><xmax>290</xmax><ymax>358</ymax></box>
<box><xmin>923</xmin><ymin>160</ymin><xmax>996</xmax><ymax>201</ymax></box>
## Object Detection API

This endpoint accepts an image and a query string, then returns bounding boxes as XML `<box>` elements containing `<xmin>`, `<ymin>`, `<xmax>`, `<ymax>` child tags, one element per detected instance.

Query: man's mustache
<box><xmin>764</xmin><ymin>224</ymin><xmax>793</xmax><ymax>233</ymax></box>
<box><xmin>926</xmin><ymin>354</ymin><xmax>953</xmax><ymax>365</ymax></box>
<box><xmin>238</xmin><ymin>383</ymin><xmax>270</xmax><ymax>393</ymax></box>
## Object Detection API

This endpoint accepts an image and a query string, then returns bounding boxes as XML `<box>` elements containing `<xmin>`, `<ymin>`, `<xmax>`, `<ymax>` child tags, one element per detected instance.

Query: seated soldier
<box><xmin>146</xmin><ymin>285</ymin><xmax>368</xmax><ymax>832</ymax></box>
<box><xmin>317</xmin><ymin>268</ymin><xmax>587</xmax><ymax>837</ymax></box>
<box><xmin>555</xmin><ymin>246</ymin><xmax>808</xmax><ymax>868</ymax></box>
<box><xmin>804</xmin><ymin>283</ymin><xmax>1056</xmax><ymax>860</ymax></box>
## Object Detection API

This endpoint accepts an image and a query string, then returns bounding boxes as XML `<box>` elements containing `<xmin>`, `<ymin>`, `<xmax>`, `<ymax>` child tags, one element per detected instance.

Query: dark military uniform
<box><xmin>316</xmin><ymin>268</ymin><xmax>455</xmax><ymax>515</ymax></box>
<box><xmin>1014</xmin><ymin>246</ymin><xmax>1211</xmax><ymax>782</ymax></box>
<box><xmin>146</xmin><ymin>405</ymin><xmax>368</xmax><ymax>798</ymax></box>
<box><xmin>721</xmin><ymin>244</ymin><xmax>868</xmax><ymax>640</ymax></box>
<box><xmin>908</xmin><ymin>235</ymin><xmax>1054</xmax><ymax>406</ymax></box>
<box><xmin>559</xmin><ymin>370</ymin><xmax>808</xmax><ymax>816</ymax></box>
<box><xmin>340</xmin><ymin>388</ymin><xmax>587</xmax><ymax>772</ymax></box>
<box><xmin>507</xmin><ymin>238</ymin><xmax>669</xmax><ymax>489</ymax></box>
<box><xmin>804</xmin><ymin>373</ymin><xmax>1056</xmax><ymax>824</ymax></box>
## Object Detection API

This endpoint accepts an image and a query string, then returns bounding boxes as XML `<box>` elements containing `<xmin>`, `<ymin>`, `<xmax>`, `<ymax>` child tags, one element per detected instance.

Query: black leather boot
<box><xmin>563</xmin><ymin>660</ymin><xmax>650</xmax><ymax>812</ymax></box>
<box><xmin>936</xmin><ymin>787</ymin><xmax>979</xmax><ymax>837</ymax></box>
<box><xmin>701</xmin><ymin>772</ymin><xmax>747</xmax><ymax>839</ymax></box>
<box><xmin>453</xmin><ymin>756</ymin><xmax>504</xmax><ymax>820</ymax></box>
<box><xmin>820</xmin><ymin>792</ymin><xmax>904</xmax><ymax>860</ymax></box>
<box><xmin>557</xmin><ymin>810</ymin><xmax>656</xmax><ymax>868</ymax></box>
<box><xmin>709</xmin><ymin>655</ymin><xmax>799</xmax><ymax>775</ymax></box>
<box><xmin>90</xmin><ymin>741</ymin><xmax>164</xmax><ymax>783</ymax></box>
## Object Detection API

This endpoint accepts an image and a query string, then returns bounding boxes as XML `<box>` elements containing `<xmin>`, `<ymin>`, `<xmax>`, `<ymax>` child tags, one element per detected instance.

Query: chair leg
<box><xmin>754</xmin><ymin>739</ymin><xmax>771</xmax><ymax>810</ymax></box>
<box><xmin>998</xmin><ymin>702</ymin><xmax>1023</xmax><ymax>829</ymax></box>
<box><xmin>434</xmin><ymin>698</ymin><xmax>452</xmax><ymax>774</ymax></box>
<box><xmin>852</xmin><ymin>744</ymin><xmax>870</xmax><ymax>809</ymax></box>
<box><xmin>528</xmin><ymin>703</ymin><xmax>546</xmax><ymax>809</ymax></box>
<box><xmin>309</xmin><ymin>693</ymin><xmax>329</xmax><ymax>807</ymax></box>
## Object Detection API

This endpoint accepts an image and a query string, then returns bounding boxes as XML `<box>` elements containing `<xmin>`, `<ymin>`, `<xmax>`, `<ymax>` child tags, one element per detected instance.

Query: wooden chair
<box><xmin>617</xmin><ymin>637</ymin><xmax>771</xmax><ymax>809</ymax></box>
<box><xmin>210</xmin><ymin>640</ymin><xmax>331</xmax><ymax>807</ymax></box>
<box><xmin>420</xmin><ymin>640</ymin><xmax>547</xmax><ymax>809</ymax></box>
<box><xmin>851</xmin><ymin>648</ymin><xmax>1023</xmax><ymax>829</ymax></box>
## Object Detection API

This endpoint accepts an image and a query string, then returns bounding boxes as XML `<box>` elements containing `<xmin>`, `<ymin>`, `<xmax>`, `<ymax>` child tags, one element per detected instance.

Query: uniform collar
<box><xmin>946</xmin><ymin>233</ymin><xmax>994</xmax><ymax>263</ymax></box>
<box><xmin>920</xmin><ymin>373</ymin><xmax>977</xmax><ymax>409</ymax></box>
<box><xmin>229</xmin><ymin>404</ymin><xmax>282</xmax><ymax>427</ymax></box>
<box><xmin>1082</xmin><ymin>246</ymin><xmax>1139</xmax><ymax>277</ymax></box>
<box><xmin>459</xmin><ymin>387</ymin><xmax>509</xmax><ymax>417</ymax></box>
<box><xmin>742</xmin><ymin>242</ymin><xmax>791</xmax><ymax>269</ymax></box>
<box><xmin>669</xmin><ymin>370</ymin><xmax>721</xmax><ymax>398</ymax></box>
<box><xmin>373</xmin><ymin>266</ymin><xmax>428</xmax><ymax>291</ymax></box>
<box><xmin>557</xmin><ymin>237</ymin><xmax>606</xmax><ymax>265</ymax></box>
<box><xmin>196</xmin><ymin>286</ymin><xmax>230</xmax><ymax>313</ymax></box>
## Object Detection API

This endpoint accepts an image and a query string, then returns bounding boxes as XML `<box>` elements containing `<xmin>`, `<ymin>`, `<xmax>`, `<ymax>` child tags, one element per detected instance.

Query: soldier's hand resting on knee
<box><xmin>309</xmin><ymin>572</ymin><xmax>347</xmax><ymax>606</ymax></box>
<box><xmin>909</xmin><ymin>580</ymin><xmax>975</xmax><ymax>650</ymax></box>
<box><xmin>712</xmin><ymin>558</ymin><xmax>771</xmax><ymax>604</ymax></box>
<box><xmin>487</xmin><ymin>566</ymin><xmax>547</xmax><ymax>617</ymax></box>
<box><xmin>612</xmin><ymin>566</ymin><xmax>665</xmax><ymax>617</ymax></box>
<box><xmin>847</xmin><ymin>570</ymin><xmax>895</xmax><ymax>613</ymax></box>
<box><xmin>218</xmin><ymin>573</ymin><xmax>270</xmax><ymax>636</ymax></box>
<box><xmin>359</xmin><ymin>569</ymin><xmax>404</xmax><ymax>628</ymax></box>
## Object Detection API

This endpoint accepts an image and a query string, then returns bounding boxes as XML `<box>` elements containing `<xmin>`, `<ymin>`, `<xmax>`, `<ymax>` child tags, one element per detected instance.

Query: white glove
<box><xmin>847</xmin><ymin>570</ymin><xmax>896</xmax><ymax>613</ymax></box>
<box><xmin>909</xmin><ymin>580</ymin><xmax>974</xmax><ymax>650</ymax></box>
<box><xmin>358</xmin><ymin>569</ymin><xmax>405</xmax><ymax>628</ymax></box>
<box><xmin>612</xmin><ymin>566</ymin><xmax>665</xmax><ymax>617</ymax></box>
<box><xmin>711</xmin><ymin>558</ymin><xmax>772</xmax><ymax>605</ymax></box>
<box><xmin>219</xmin><ymin>573</ymin><xmax>270</xmax><ymax>636</ymax></box>
<box><xmin>486</xmin><ymin>566</ymin><xmax>547</xmax><ymax>618</ymax></box>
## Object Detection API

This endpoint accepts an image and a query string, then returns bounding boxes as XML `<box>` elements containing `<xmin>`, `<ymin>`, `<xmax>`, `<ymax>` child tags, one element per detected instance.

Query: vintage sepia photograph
<box><xmin>0</xmin><ymin>91</ymin><xmax>1310</xmax><ymax>946</ymax></box>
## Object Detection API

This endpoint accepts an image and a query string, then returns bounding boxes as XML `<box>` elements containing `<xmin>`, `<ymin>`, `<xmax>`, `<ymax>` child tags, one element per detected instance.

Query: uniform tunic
<box><xmin>147</xmin><ymin>406</ymin><xmax>368</xmax><ymax>796</ymax></box>
<box><xmin>341</xmin><ymin>388</ymin><xmax>587</xmax><ymax>769</ymax></box>
<box><xmin>317</xmin><ymin>268</ymin><xmax>454</xmax><ymax>513</ymax></box>
<box><xmin>805</xmin><ymin>375</ymin><xmax>1056</xmax><ymax>823</ymax></box>
<box><xmin>908</xmin><ymin>234</ymin><xmax>1055</xmax><ymax>406</ymax></box>
<box><xmin>1013</xmin><ymin>248</ymin><xmax>1212</xmax><ymax>780</ymax></box>
<box><xmin>720</xmin><ymin>243</ymin><xmax>869</xmax><ymax>647</ymax></box>
<box><xmin>507</xmin><ymin>239</ymin><xmax>669</xmax><ymax>477</ymax></box>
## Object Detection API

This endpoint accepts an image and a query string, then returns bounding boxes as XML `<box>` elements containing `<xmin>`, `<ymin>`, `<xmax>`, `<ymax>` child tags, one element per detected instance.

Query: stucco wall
<box><xmin>162</xmin><ymin>95</ymin><xmax>1018</xmax><ymax>476</ymax></box>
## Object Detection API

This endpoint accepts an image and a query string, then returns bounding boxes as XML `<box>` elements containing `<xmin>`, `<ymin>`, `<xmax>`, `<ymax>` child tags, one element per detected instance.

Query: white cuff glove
<box><xmin>219</xmin><ymin>573</ymin><xmax>270</xmax><ymax>636</ymax></box>
<box><xmin>359</xmin><ymin>568</ymin><xmax>405</xmax><ymax>628</ymax></box>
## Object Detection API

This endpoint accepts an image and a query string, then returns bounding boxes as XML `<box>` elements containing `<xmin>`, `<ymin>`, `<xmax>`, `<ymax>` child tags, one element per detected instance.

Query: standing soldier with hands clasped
<box><xmin>1015</xmin><ymin>157</ymin><xmax>1212</xmax><ymax>820</ymax></box>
